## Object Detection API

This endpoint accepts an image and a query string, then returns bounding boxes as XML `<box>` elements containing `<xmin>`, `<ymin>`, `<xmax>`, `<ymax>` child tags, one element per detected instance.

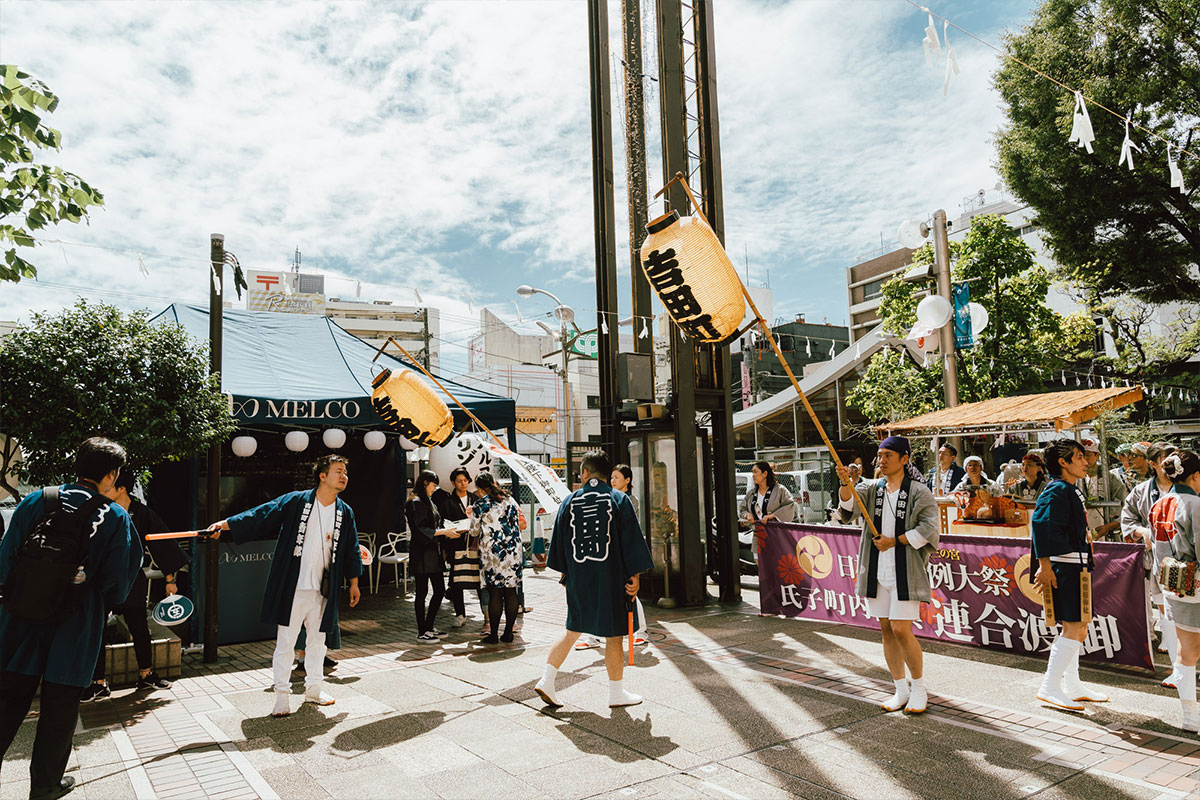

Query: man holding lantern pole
<box><xmin>836</xmin><ymin>436</ymin><xmax>939</xmax><ymax>714</ymax></box>
<box><xmin>207</xmin><ymin>455</ymin><xmax>361</xmax><ymax>717</ymax></box>
<box><xmin>535</xmin><ymin>450</ymin><xmax>653</xmax><ymax>710</ymax></box>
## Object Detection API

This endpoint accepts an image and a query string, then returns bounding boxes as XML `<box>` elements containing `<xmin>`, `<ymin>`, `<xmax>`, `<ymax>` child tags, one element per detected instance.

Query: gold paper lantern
<box><xmin>370</xmin><ymin>368</ymin><xmax>454</xmax><ymax>447</ymax></box>
<box><xmin>639</xmin><ymin>210</ymin><xmax>746</xmax><ymax>344</ymax></box>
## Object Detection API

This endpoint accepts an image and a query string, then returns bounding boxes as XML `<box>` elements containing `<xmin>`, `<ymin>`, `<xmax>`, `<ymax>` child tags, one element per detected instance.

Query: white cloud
<box><xmin>2</xmin><ymin>0</ymin><xmax>1036</xmax><ymax>368</ymax></box>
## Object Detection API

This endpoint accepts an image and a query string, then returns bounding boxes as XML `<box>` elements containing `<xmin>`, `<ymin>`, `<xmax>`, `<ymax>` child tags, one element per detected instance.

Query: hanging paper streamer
<box><xmin>1118</xmin><ymin>116</ymin><xmax>1140</xmax><ymax>170</ymax></box>
<box><xmin>805</xmin><ymin>337</ymin><xmax>812</xmax><ymax>356</ymax></box>
<box><xmin>511</xmin><ymin>300</ymin><xmax>523</xmax><ymax>324</ymax></box>
<box><xmin>943</xmin><ymin>22</ymin><xmax>960</xmax><ymax>96</ymax></box>
<box><xmin>1068</xmin><ymin>91</ymin><xmax>1095</xmax><ymax>154</ymax></box>
<box><xmin>1061</xmin><ymin>371</ymin><xmax>1067</xmax><ymax>386</ymax></box>
<box><xmin>1168</xmin><ymin>144</ymin><xmax>1187</xmax><ymax>194</ymax></box>
<box><xmin>922</xmin><ymin>11</ymin><xmax>942</xmax><ymax>65</ymax></box>
<box><xmin>210</xmin><ymin>264</ymin><xmax>221</xmax><ymax>295</ymax></box>
<box><xmin>600</xmin><ymin>317</ymin><xmax>608</xmax><ymax>335</ymax></box>
<box><xmin>137</xmin><ymin>254</ymin><xmax>149</xmax><ymax>278</ymax></box>
<box><xmin>639</xmin><ymin>209</ymin><xmax>746</xmax><ymax>344</ymax></box>
<box><xmin>639</xmin><ymin>318</ymin><xmax>649</xmax><ymax>339</ymax></box>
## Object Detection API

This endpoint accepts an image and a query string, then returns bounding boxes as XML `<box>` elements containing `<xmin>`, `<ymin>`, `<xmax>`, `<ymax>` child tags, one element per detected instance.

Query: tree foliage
<box><xmin>993</xmin><ymin>0</ymin><xmax>1199</xmax><ymax>306</ymax></box>
<box><xmin>0</xmin><ymin>301</ymin><xmax>237</xmax><ymax>497</ymax></box>
<box><xmin>846</xmin><ymin>215</ymin><xmax>1094</xmax><ymax>424</ymax></box>
<box><xmin>0</xmin><ymin>65</ymin><xmax>104</xmax><ymax>283</ymax></box>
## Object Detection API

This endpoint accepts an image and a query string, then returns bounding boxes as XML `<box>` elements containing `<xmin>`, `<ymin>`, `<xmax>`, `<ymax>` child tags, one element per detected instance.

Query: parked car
<box><xmin>778</xmin><ymin>469</ymin><xmax>837</xmax><ymax>523</ymax></box>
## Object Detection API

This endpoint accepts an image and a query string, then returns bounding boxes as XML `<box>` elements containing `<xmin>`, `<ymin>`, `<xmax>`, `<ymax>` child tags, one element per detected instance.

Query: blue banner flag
<box><xmin>952</xmin><ymin>282</ymin><xmax>973</xmax><ymax>349</ymax></box>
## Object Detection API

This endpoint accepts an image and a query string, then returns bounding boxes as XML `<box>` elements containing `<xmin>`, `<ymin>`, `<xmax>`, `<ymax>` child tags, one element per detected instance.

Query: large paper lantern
<box><xmin>639</xmin><ymin>210</ymin><xmax>745</xmax><ymax>344</ymax></box>
<box><xmin>370</xmin><ymin>368</ymin><xmax>454</xmax><ymax>448</ymax></box>
<box><xmin>968</xmin><ymin>302</ymin><xmax>989</xmax><ymax>335</ymax></box>
<box><xmin>284</xmin><ymin>431</ymin><xmax>310</xmax><ymax>452</ymax></box>
<box><xmin>429</xmin><ymin>433</ymin><xmax>493</xmax><ymax>489</ymax></box>
<box><xmin>322</xmin><ymin>428</ymin><xmax>347</xmax><ymax>449</ymax></box>
<box><xmin>231</xmin><ymin>436</ymin><xmax>257</xmax><ymax>458</ymax></box>
<box><xmin>363</xmin><ymin>431</ymin><xmax>387</xmax><ymax>451</ymax></box>
<box><xmin>397</xmin><ymin>436</ymin><xmax>419</xmax><ymax>451</ymax></box>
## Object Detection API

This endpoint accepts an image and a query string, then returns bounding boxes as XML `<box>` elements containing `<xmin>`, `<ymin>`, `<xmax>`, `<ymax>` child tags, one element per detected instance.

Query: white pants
<box><xmin>868</xmin><ymin>581</ymin><xmax>921</xmax><ymax>621</ymax></box>
<box><xmin>274</xmin><ymin>589</ymin><xmax>327</xmax><ymax>694</ymax></box>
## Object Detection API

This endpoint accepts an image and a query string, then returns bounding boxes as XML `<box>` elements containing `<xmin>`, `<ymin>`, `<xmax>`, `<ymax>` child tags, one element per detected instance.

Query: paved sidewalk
<box><xmin>3</xmin><ymin>571</ymin><xmax>1198</xmax><ymax>800</ymax></box>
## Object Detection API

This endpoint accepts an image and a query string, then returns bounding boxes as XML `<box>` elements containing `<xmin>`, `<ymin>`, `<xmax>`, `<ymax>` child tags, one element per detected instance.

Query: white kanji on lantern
<box><xmin>1068</xmin><ymin>91</ymin><xmax>1095</xmax><ymax>154</ymax></box>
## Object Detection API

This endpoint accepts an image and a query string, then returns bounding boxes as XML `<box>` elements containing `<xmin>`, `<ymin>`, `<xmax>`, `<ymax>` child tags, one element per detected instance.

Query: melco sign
<box><xmin>230</xmin><ymin>397</ymin><xmax>368</xmax><ymax>424</ymax></box>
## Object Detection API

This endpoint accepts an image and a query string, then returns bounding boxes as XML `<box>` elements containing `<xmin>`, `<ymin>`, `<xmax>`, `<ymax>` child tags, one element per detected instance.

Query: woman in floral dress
<box><xmin>471</xmin><ymin>473</ymin><xmax>523</xmax><ymax>644</ymax></box>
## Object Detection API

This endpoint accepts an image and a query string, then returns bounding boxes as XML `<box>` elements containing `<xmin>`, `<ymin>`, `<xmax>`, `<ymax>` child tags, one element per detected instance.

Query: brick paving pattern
<box><xmin>4</xmin><ymin>573</ymin><xmax>1199</xmax><ymax>799</ymax></box>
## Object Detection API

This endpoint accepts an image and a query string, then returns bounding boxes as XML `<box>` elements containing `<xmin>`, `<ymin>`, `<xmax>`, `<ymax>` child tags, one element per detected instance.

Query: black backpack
<box><xmin>2</xmin><ymin>486</ymin><xmax>110</xmax><ymax>624</ymax></box>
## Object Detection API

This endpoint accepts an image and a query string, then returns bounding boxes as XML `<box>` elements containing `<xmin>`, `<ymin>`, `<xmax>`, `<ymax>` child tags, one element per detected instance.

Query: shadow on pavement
<box><xmin>547</xmin><ymin>708</ymin><xmax>678</xmax><ymax>762</ymax></box>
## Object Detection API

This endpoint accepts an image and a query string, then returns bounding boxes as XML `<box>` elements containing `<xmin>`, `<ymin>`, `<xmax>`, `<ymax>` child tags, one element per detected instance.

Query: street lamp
<box><xmin>516</xmin><ymin>285</ymin><xmax>576</xmax><ymax>449</ymax></box>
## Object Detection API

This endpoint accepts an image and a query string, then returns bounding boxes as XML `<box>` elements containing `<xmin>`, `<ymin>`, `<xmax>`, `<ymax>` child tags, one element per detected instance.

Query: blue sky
<box><xmin>2</xmin><ymin>0</ymin><xmax>1039</xmax><ymax>374</ymax></box>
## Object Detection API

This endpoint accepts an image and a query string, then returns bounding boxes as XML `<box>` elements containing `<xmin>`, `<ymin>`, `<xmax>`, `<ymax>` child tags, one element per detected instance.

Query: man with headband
<box><xmin>836</xmin><ymin>436</ymin><xmax>938</xmax><ymax>714</ymax></box>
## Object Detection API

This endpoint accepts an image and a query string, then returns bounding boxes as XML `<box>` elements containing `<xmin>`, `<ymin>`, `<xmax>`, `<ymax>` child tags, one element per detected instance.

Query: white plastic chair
<box><xmin>357</xmin><ymin>531</ymin><xmax>377</xmax><ymax>593</ymax></box>
<box><xmin>375</xmin><ymin>531</ymin><xmax>410</xmax><ymax>596</ymax></box>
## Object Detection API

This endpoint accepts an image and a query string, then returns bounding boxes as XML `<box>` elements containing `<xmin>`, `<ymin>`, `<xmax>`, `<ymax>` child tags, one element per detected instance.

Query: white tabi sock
<box><xmin>535</xmin><ymin>663</ymin><xmax>561</xmax><ymax>707</ymax></box>
<box><xmin>1163</xmin><ymin>619</ymin><xmax>1179</xmax><ymax>663</ymax></box>
<box><xmin>1064</xmin><ymin>642</ymin><xmax>1108</xmax><ymax>701</ymax></box>
<box><xmin>1177</xmin><ymin>665</ymin><xmax>1198</xmax><ymax>732</ymax></box>
<box><xmin>881</xmin><ymin>679</ymin><xmax>909</xmax><ymax>712</ymax></box>
<box><xmin>608</xmin><ymin>679</ymin><xmax>642</xmax><ymax>708</ymax></box>
<box><xmin>1038</xmin><ymin>637</ymin><xmax>1083</xmax><ymax>709</ymax></box>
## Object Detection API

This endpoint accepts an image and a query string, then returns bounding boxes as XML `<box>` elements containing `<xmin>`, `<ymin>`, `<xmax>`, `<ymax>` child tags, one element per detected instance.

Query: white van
<box><xmin>778</xmin><ymin>469</ymin><xmax>834</xmax><ymax>523</ymax></box>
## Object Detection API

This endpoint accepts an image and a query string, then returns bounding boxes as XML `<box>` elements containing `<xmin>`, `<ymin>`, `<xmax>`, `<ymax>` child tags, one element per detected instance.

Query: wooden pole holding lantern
<box><xmin>651</xmin><ymin>173</ymin><xmax>881</xmax><ymax>540</ymax></box>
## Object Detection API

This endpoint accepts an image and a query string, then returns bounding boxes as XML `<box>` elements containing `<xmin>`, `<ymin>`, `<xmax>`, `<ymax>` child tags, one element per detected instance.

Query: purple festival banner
<box><xmin>758</xmin><ymin>523</ymin><xmax>1152</xmax><ymax>670</ymax></box>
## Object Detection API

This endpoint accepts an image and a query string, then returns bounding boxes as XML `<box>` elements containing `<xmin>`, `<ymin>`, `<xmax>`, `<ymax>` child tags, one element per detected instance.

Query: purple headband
<box><xmin>880</xmin><ymin>436</ymin><xmax>911</xmax><ymax>457</ymax></box>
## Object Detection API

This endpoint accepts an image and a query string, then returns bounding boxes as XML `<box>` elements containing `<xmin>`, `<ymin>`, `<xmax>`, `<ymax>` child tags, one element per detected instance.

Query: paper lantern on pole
<box><xmin>322</xmin><ymin>428</ymin><xmax>347</xmax><ymax>449</ymax></box>
<box><xmin>284</xmin><ymin>431</ymin><xmax>309</xmax><ymax>452</ymax></box>
<box><xmin>231</xmin><ymin>436</ymin><xmax>257</xmax><ymax>458</ymax></box>
<box><xmin>639</xmin><ymin>210</ymin><xmax>745</xmax><ymax>344</ymax></box>
<box><xmin>363</xmin><ymin>431</ymin><xmax>387</xmax><ymax>451</ymax></box>
<box><xmin>916</xmin><ymin>295</ymin><xmax>953</xmax><ymax>329</ymax></box>
<box><xmin>370</xmin><ymin>368</ymin><xmax>454</xmax><ymax>448</ymax></box>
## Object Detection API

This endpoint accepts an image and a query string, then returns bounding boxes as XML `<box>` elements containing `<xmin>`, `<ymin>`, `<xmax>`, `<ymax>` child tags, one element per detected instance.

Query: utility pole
<box><xmin>932</xmin><ymin>209</ymin><xmax>959</xmax><ymax>409</ymax></box>
<box><xmin>420</xmin><ymin>308</ymin><xmax>431</xmax><ymax>370</ymax></box>
<box><xmin>205</xmin><ymin>234</ymin><xmax>224</xmax><ymax>664</ymax></box>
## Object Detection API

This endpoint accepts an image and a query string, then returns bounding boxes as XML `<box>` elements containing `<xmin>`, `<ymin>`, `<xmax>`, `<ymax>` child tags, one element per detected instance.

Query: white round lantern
<box><xmin>429</xmin><ymin>433</ymin><xmax>493</xmax><ymax>489</ymax></box>
<box><xmin>916</xmin><ymin>295</ymin><xmax>953</xmax><ymax>329</ymax></box>
<box><xmin>397</xmin><ymin>436</ymin><xmax>419</xmax><ymax>451</ymax></box>
<box><xmin>322</xmin><ymin>429</ymin><xmax>347</xmax><ymax>449</ymax></box>
<box><xmin>284</xmin><ymin>431</ymin><xmax>310</xmax><ymax>452</ymax></box>
<box><xmin>968</xmin><ymin>302</ymin><xmax>990</xmax><ymax>336</ymax></box>
<box><xmin>231</xmin><ymin>436</ymin><xmax>258</xmax><ymax>458</ymax></box>
<box><xmin>363</xmin><ymin>431</ymin><xmax>387</xmax><ymax>451</ymax></box>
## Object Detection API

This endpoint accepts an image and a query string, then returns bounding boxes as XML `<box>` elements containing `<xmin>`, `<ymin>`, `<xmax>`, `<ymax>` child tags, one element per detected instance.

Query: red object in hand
<box><xmin>626</xmin><ymin>596</ymin><xmax>635</xmax><ymax>666</ymax></box>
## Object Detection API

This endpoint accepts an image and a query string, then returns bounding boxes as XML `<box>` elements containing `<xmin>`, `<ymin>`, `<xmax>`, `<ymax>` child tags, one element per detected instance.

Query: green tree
<box><xmin>0</xmin><ymin>66</ymin><xmax>104</xmax><ymax>283</ymax></box>
<box><xmin>993</xmin><ymin>0</ymin><xmax>1200</xmax><ymax>375</ymax></box>
<box><xmin>846</xmin><ymin>215</ymin><xmax>1093</xmax><ymax>423</ymax></box>
<box><xmin>0</xmin><ymin>301</ymin><xmax>237</xmax><ymax>498</ymax></box>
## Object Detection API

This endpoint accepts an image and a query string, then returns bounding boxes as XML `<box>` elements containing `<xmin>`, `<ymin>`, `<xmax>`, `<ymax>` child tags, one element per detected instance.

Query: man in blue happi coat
<box><xmin>209</xmin><ymin>454</ymin><xmax>361</xmax><ymax>717</ymax></box>
<box><xmin>536</xmin><ymin>450</ymin><xmax>654</xmax><ymax>710</ymax></box>
<box><xmin>0</xmin><ymin>438</ymin><xmax>141</xmax><ymax>800</ymax></box>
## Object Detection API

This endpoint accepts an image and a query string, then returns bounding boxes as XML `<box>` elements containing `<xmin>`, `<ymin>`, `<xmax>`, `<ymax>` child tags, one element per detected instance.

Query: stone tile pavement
<box><xmin>3</xmin><ymin>571</ymin><xmax>1199</xmax><ymax>799</ymax></box>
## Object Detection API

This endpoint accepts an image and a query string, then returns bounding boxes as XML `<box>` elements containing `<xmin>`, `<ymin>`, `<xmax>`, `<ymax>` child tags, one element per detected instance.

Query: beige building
<box><xmin>245</xmin><ymin>269</ymin><xmax>440</xmax><ymax>369</ymax></box>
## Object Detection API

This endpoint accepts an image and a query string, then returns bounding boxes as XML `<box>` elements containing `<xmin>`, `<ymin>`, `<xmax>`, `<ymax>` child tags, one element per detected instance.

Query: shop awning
<box><xmin>151</xmin><ymin>304</ymin><xmax>516</xmax><ymax>431</ymax></box>
<box><xmin>877</xmin><ymin>386</ymin><xmax>1145</xmax><ymax>436</ymax></box>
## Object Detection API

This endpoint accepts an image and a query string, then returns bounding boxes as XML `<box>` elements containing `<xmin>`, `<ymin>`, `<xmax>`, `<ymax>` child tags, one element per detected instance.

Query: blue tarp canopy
<box><xmin>151</xmin><ymin>304</ymin><xmax>515</xmax><ymax>431</ymax></box>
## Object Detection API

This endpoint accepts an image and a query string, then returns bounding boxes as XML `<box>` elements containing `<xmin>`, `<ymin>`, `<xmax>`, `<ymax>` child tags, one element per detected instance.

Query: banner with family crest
<box><xmin>758</xmin><ymin>523</ymin><xmax>1153</xmax><ymax>670</ymax></box>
